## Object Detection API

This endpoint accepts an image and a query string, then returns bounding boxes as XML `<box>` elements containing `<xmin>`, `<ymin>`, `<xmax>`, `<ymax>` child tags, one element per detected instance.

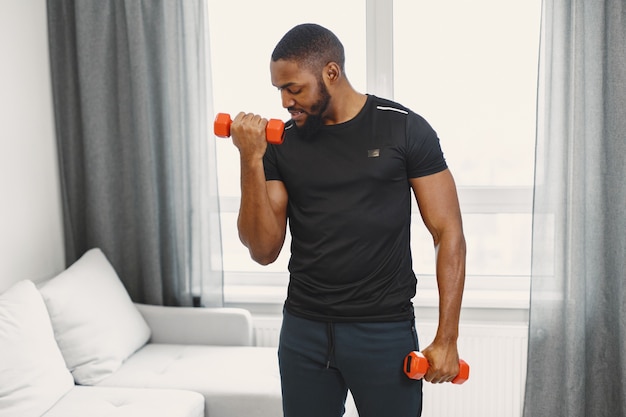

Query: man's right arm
<box><xmin>231</xmin><ymin>113</ymin><xmax>288</xmax><ymax>265</ymax></box>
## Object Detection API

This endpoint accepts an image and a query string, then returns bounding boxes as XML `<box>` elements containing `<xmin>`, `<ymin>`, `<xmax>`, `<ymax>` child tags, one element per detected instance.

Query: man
<box><xmin>229</xmin><ymin>23</ymin><xmax>466</xmax><ymax>417</ymax></box>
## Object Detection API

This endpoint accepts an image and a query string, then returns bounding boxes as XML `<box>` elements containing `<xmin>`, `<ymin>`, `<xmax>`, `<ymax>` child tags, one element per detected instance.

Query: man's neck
<box><xmin>323</xmin><ymin>87</ymin><xmax>368</xmax><ymax>125</ymax></box>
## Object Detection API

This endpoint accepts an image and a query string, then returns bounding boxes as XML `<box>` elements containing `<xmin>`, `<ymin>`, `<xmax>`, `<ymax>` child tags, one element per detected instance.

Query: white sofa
<box><xmin>0</xmin><ymin>248</ymin><xmax>283</xmax><ymax>417</ymax></box>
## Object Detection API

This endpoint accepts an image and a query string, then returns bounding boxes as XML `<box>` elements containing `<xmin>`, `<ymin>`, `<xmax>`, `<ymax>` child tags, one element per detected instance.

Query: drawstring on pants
<box><xmin>325</xmin><ymin>322</ymin><xmax>335</xmax><ymax>368</ymax></box>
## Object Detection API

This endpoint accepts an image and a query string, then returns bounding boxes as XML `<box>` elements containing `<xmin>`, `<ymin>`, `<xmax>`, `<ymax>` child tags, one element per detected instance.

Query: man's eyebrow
<box><xmin>276</xmin><ymin>82</ymin><xmax>297</xmax><ymax>90</ymax></box>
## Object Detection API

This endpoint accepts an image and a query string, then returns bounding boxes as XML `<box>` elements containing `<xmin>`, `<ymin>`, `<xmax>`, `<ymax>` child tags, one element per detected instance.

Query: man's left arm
<box><xmin>410</xmin><ymin>168</ymin><xmax>466</xmax><ymax>384</ymax></box>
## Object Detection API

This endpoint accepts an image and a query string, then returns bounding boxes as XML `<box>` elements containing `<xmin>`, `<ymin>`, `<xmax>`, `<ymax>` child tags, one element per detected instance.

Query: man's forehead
<box><xmin>270</xmin><ymin>59</ymin><xmax>315</xmax><ymax>87</ymax></box>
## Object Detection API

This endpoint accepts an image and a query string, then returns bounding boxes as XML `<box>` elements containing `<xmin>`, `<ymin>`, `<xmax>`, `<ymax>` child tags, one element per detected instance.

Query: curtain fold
<box><xmin>47</xmin><ymin>0</ymin><xmax>223</xmax><ymax>307</ymax></box>
<box><xmin>524</xmin><ymin>1</ymin><xmax>626</xmax><ymax>416</ymax></box>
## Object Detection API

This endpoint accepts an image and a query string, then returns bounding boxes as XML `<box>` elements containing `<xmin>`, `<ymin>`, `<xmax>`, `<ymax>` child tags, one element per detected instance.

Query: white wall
<box><xmin>0</xmin><ymin>0</ymin><xmax>65</xmax><ymax>292</ymax></box>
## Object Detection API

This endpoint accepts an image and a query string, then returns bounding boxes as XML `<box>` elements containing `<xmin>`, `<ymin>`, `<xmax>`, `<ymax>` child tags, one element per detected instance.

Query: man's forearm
<box><xmin>434</xmin><ymin>230</ymin><xmax>466</xmax><ymax>342</ymax></box>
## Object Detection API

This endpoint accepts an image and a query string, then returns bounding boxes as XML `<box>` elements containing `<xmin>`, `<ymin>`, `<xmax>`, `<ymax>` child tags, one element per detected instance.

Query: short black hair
<box><xmin>271</xmin><ymin>23</ymin><xmax>345</xmax><ymax>73</ymax></box>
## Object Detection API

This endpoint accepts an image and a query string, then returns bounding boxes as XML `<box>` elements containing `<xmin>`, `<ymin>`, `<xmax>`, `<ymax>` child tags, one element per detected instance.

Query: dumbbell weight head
<box><xmin>214</xmin><ymin>113</ymin><xmax>232</xmax><ymax>138</ymax></box>
<box><xmin>265</xmin><ymin>119</ymin><xmax>285</xmax><ymax>145</ymax></box>
<box><xmin>452</xmin><ymin>360</ymin><xmax>470</xmax><ymax>384</ymax></box>
<box><xmin>404</xmin><ymin>351</ymin><xmax>430</xmax><ymax>380</ymax></box>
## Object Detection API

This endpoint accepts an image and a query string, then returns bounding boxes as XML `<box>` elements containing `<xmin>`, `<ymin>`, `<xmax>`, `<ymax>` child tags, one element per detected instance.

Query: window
<box><xmin>207</xmin><ymin>1</ymin><xmax>540</xmax><ymax>313</ymax></box>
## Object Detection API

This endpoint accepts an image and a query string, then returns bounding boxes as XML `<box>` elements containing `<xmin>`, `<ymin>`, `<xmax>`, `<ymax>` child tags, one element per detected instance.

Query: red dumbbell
<box><xmin>403</xmin><ymin>351</ymin><xmax>470</xmax><ymax>384</ymax></box>
<box><xmin>214</xmin><ymin>113</ymin><xmax>285</xmax><ymax>145</ymax></box>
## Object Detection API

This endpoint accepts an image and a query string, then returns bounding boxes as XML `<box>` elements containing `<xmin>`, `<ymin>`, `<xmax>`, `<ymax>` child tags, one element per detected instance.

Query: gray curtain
<box><xmin>47</xmin><ymin>0</ymin><xmax>223</xmax><ymax>307</ymax></box>
<box><xmin>523</xmin><ymin>1</ymin><xmax>626</xmax><ymax>416</ymax></box>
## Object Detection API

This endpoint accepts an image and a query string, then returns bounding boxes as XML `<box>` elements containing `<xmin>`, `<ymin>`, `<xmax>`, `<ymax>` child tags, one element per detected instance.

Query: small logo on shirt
<box><xmin>368</xmin><ymin>149</ymin><xmax>380</xmax><ymax>158</ymax></box>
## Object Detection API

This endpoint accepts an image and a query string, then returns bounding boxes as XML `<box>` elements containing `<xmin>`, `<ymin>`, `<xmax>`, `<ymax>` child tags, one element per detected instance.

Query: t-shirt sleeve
<box><xmin>405</xmin><ymin>112</ymin><xmax>448</xmax><ymax>178</ymax></box>
<box><xmin>263</xmin><ymin>144</ymin><xmax>282</xmax><ymax>181</ymax></box>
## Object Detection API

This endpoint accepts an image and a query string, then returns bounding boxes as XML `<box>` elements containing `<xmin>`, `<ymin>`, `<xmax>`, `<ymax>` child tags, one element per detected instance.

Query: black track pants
<box><xmin>278</xmin><ymin>311</ymin><xmax>423</xmax><ymax>417</ymax></box>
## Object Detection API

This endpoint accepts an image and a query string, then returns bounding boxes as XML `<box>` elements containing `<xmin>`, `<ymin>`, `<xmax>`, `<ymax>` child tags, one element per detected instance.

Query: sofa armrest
<box><xmin>134</xmin><ymin>303</ymin><xmax>254</xmax><ymax>346</ymax></box>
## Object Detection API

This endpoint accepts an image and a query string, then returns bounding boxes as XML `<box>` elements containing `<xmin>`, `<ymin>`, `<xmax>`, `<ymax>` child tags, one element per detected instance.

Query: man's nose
<box><xmin>281</xmin><ymin>90</ymin><xmax>295</xmax><ymax>108</ymax></box>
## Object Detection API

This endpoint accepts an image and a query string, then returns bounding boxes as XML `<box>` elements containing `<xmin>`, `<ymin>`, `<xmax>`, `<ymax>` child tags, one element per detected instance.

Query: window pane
<box><xmin>220</xmin><ymin>212</ymin><xmax>291</xmax><ymax>273</ymax></box>
<box><xmin>393</xmin><ymin>0</ymin><xmax>541</xmax><ymax>187</ymax></box>
<box><xmin>208</xmin><ymin>0</ymin><xmax>366</xmax><ymax>199</ymax></box>
<box><xmin>411</xmin><ymin>213</ymin><xmax>532</xmax><ymax>277</ymax></box>
<box><xmin>395</xmin><ymin>1</ymin><xmax>539</xmax><ymax>286</ymax></box>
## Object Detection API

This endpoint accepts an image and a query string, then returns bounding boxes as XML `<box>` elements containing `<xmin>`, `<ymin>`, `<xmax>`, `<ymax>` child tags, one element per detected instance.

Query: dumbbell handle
<box><xmin>214</xmin><ymin>113</ymin><xmax>285</xmax><ymax>145</ymax></box>
<box><xmin>403</xmin><ymin>351</ymin><xmax>470</xmax><ymax>384</ymax></box>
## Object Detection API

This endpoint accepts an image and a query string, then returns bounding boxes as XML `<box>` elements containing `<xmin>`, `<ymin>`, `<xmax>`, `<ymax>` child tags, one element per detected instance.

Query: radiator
<box><xmin>253</xmin><ymin>318</ymin><xmax>528</xmax><ymax>417</ymax></box>
<box><xmin>253</xmin><ymin>316</ymin><xmax>283</xmax><ymax>348</ymax></box>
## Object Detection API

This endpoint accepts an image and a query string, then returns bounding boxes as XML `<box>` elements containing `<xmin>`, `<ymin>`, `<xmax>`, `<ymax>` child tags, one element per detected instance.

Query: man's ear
<box><xmin>324</xmin><ymin>62</ymin><xmax>341</xmax><ymax>83</ymax></box>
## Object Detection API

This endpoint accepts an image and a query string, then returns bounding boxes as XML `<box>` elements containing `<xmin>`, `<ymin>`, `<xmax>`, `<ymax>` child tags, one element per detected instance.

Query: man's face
<box><xmin>270</xmin><ymin>59</ymin><xmax>331</xmax><ymax>138</ymax></box>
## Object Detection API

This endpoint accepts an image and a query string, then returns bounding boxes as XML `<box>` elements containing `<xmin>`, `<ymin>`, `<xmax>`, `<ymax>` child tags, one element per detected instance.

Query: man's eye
<box><xmin>288</xmin><ymin>88</ymin><xmax>301</xmax><ymax>95</ymax></box>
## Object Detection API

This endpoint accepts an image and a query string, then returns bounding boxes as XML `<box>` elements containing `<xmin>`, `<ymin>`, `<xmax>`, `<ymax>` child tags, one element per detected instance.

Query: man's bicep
<box><xmin>409</xmin><ymin>169</ymin><xmax>463</xmax><ymax>241</ymax></box>
<box><xmin>266</xmin><ymin>180</ymin><xmax>289</xmax><ymax>222</ymax></box>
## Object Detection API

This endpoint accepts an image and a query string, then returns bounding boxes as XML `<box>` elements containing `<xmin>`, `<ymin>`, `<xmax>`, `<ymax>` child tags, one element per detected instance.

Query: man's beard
<box><xmin>294</xmin><ymin>80</ymin><xmax>331</xmax><ymax>140</ymax></box>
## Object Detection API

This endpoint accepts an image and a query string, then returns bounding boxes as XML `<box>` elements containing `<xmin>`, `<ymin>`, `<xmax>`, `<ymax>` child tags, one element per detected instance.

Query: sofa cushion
<box><xmin>40</xmin><ymin>248</ymin><xmax>151</xmax><ymax>385</ymax></box>
<box><xmin>96</xmin><ymin>344</ymin><xmax>283</xmax><ymax>417</ymax></box>
<box><xmin>0</xmin><ymin>280</ymin><xmax>74</xmax><ymax>417</ymax></box>
<box><xmin>41</xmin><ymin>386</ymin><xmax>204</xmax><ymax>417</ymax></box>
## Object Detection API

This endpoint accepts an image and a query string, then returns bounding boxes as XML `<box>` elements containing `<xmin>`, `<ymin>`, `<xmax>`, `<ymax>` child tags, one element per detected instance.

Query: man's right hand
<box><xmin>230</xmin><ymin>112</ymin><xmax>269</xmax><ymax>160</ymax></box>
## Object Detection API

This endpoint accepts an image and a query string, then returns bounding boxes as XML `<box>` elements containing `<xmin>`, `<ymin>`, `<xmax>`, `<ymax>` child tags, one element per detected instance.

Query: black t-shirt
<box><xmin>263</xmin><ymin>95</ymin><xmax>447</xmax><ymax>322</ymax></box>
